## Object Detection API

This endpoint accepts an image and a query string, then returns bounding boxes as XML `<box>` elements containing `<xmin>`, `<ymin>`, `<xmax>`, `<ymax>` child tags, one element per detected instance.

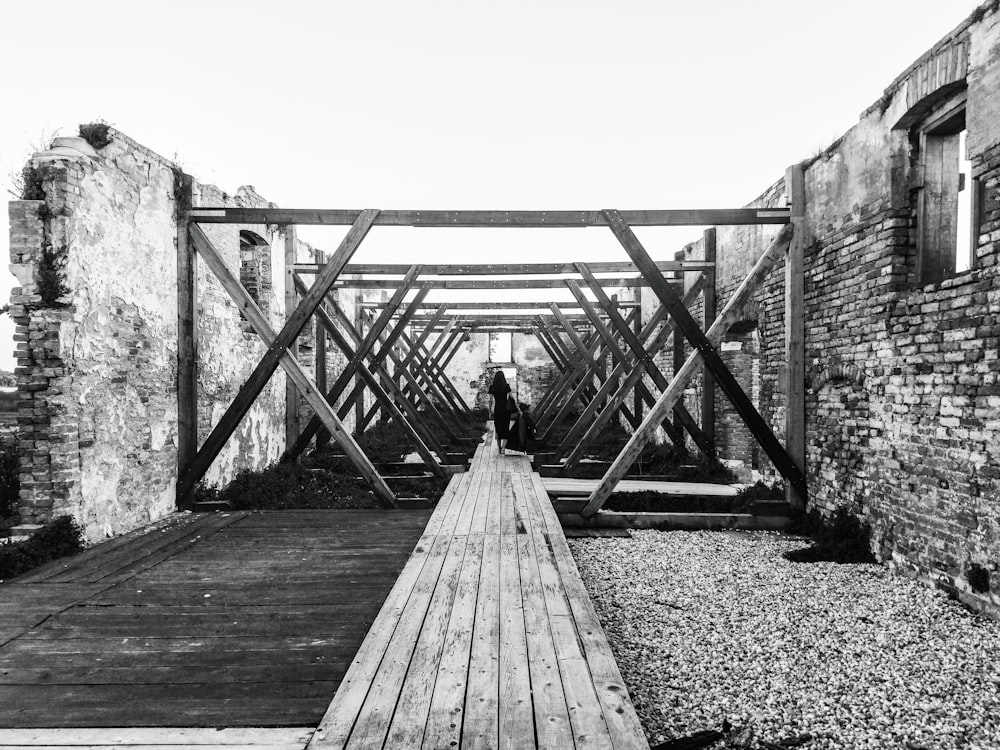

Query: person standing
<box><xmin>488</xmin><ymin>371</ymin><xmax>517</xmax><ymax>455</ymax></box>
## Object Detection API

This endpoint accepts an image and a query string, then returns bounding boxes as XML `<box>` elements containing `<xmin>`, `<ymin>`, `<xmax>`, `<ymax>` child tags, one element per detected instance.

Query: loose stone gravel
<box><xmin>569</xmin><ymin>530</ymin><xmax>1000</xmax><ymax>750</ymax></box>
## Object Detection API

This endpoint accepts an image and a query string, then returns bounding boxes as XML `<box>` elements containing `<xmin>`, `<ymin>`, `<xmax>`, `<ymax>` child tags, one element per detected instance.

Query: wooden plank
<box><xmin>382</xmin><ymin>529</ymin><xmax>470</xmax><ymax>747</ymax></box>
<box><xmin>527</xmin><ymin>475</ymin><xmax>649</xmax><ymax>749</ymax></box>
<box><xmin>285</xmin><ymin>226</ymin><xmax>301</xmax><ymax>451</ymax></box>
<box><xmin>306</xmin><ymin>531</ymin><xmax>443</xmax><ymax>748</ymax></box>
<box><xmin>603</xmin><ymin>209</ymin><xmax>806</xmax><ymax>502</ymax></box>
<box><xmin>418</xmin><ymin>532</ymin><xmax>484</xmax><ymax>750</ymax></box>
<box><xmin>190</xmin><ymin>207</ymin><xmax>791</xmax><ymax>227</ymax></box>
<box><xmin>498</xmin><ymin>532</ymin><xmax>533</xmax><ymax>749</ymax></box>
<box><xmin>461</xmin><ymin>530</ymin><xmax>501</xmax><ymax>750</ymax></box>
<box><xmin>785</xmin><ymin>165</ymin><xmax>807</xmax><ymax>511</ymax></box>
<box><xmin>582</xmin><ymin>220</ymin><xmax>795</xmax><ymax>517</ymax></box>
<box><xmin>329</xmin><ymin>277</ymin><xmax>659</xmax><ymax>290</ymax></box>
<box><xmin>541</xmin><ymin>477</ymin><xmax>737</xmax><ymax>497</ymax></box>
<box><xmin>341</xmin><ymin>535</ymin><xmax>453</xmax><ymax>748</ymax></box>
<box><xmin>0</xmin><ymin>727</ymin><xmax>314</xmax><ymax>746</ymax></box>
<box><xmin>307</xmin><ymin>261</ymin><xmax>713</xmax><ymax>275</ymax></box>
<box><xmin>176</xmin><ymin>176</ymin><xmax>197</xmax><ymax>511</ymax></box>
<box><xmin>510</xmin><ymin>475</ymin><xmax>574</xmax><ymax>748</ymax></box>
<box><xmin>178</xmin><ymin>213</ymin><xmax>378</xmax><ymax>502</ymax></box>
<box><xmin>701</xmin><ymin>227</ymin><xmax>717</xmax><ymax>449</ymax></box>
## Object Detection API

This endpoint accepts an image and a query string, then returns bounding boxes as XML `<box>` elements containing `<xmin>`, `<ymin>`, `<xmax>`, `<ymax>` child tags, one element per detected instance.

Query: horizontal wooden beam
<box><xmin>358</xmin><ymin>301</ymin><xmax>641</xmax><ymax>310</ymax></box>
<box><xmin>190</xmin><ymin>207</ymin><xmax>791</xmax><ymax>227</ymax></box>
<box><xmin>329</xmin><ymin>277</ymin><xmax>659</xmax><ymax>289</ymax></box>
<box><xmin>294</xmin><ymin>261</ymin><xmax>714</xmax><ymax>275</ymax></box>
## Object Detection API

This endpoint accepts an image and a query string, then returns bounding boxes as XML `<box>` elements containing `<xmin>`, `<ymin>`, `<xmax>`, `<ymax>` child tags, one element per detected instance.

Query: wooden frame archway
<box><xmin>176</xmin><ymin>175</ymin><xmax>806</xmax><ymax>515</ymax></box>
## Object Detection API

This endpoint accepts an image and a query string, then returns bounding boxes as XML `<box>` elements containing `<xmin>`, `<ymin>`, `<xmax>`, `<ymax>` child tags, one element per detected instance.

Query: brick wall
<box><xmin>637</xmin><ymin>2</ymin><xmax>1000</xmax><ymax>617</ymax></box>
<box><xmin>7</xmin><ymin>131</ymin><xmax>288</xmax><ymax>541</ymax></box>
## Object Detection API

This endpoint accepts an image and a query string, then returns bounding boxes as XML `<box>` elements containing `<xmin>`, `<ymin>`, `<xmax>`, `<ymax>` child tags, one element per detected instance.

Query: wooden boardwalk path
<box><xmin>310</xmin><ymin>429</ymin><xmax>648</xmax><ymax>749</ymax></box>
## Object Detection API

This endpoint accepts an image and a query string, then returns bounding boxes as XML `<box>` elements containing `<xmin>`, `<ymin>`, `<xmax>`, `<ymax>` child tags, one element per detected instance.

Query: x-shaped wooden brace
<box><xmin>570</xmin><ymin>264</ymin><xmax>714</xmax><ymax>457</ymax></box>
<box><xmin>532</xmin><ymin>318</ymin><xmax>610</xmax><ymax>438</ymax></box>
<box><xmin>179</xmin><ymin>213</ymin><xmax>397</xmax><ymax>507</ymax></box>
<box><xmin>356</xmin><ymin>304</ymin><xmax>451</xmax><ymax>432</ymax></box>
<box><xmin>546</xmin><ymin>304</ymin><xmax>644</xmax><ymax>435</ymax></box>
<box><xmin>356</xmin><ymin>308</ymin><xmax>463</xmax><ymax>444</ymax></box>
<box><xmin>556</xmin><ymin>275</ymin><xmax>706</xmax><ymax>470</ymax></box>
<box><xmin>581</xmin><ymin>218</ymin><xmax>802</xmax><ymax>516</ymax></box>
<box><xmin>291</xmin><ymin>274</ymin><xmax>448</xmax><ymax>475</ymax></box>
<box><xmin>386</xmin><ymin>318</ymin><xmax>469</xmax><ymax>426</ymax></box>
<box><xmin>400</xmin><ymin>321</ymin><xmax>473</xmax><ymax>417</ymax></box>
<box><xmin>291</xmin><ymin>273</ymin><xmax>438</xmax><ymax>459</ymax></box>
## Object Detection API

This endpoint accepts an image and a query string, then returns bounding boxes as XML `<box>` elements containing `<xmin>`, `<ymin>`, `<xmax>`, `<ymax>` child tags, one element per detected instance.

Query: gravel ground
<box><xmin>570</xmin><ymin>530</ymin><xmax>1000</xmax><ymax>750</ymax></box>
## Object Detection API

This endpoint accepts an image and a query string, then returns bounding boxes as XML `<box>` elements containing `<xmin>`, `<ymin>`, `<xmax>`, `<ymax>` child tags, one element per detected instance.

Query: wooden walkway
<box><xmin>0</xmin><ymin>510</ymin><xmax>430</xmax><ymax>739</ymax></box>
<box><xmin>310</xmin><ymin>429</ymin><xmax>648</xmax><ymax>749</ymax></box>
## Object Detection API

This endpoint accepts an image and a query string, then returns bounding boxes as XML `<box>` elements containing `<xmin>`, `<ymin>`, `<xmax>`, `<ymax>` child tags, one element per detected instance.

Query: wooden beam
<box><xmin>287</xmin><ymin>267</ymin><xmax>424</xmax><ymax>458</ymax></box>
<box><xmin>181</xmin><ymin>223</ymin><xmax>396</xmax><ymax>508</ymax></box>
<box><xmin>359</xmin><ymin>301</ymin><xmax>642</xmax><ymax>310</ymax></box>
<box><xmin>284</xmin><ymin>226</ymin><xmax>301</xmax><ymax>452</ymax></box>
<box><xmin>328</xmin><ymin>277</ymin><xmax>663</xmax><ymax>290</ymax></box>
<box><xmin>300</xmin><ymin>260</ymin><xmax>714</xmax><ymax>275</ymax></box>
<box><xmin>190</xmin><ymin>207</ymin><xmax>791</xmax><ymax>227</ymax></box>
<box><xmin>301</xmin><ymin>281</ymin><xmax>447</xmax><ymax>476</ymax></box>
<box><xmin>314</xmin><ymin>250</ymin><xmax>329</xmax><ymax>448</ymax></box>
<box><xmin>304</xmin><ymin>281</ymin><xmax>450</xmax><ymax>463</ymax></box>
<box><xmin>605</xmin><ymin>210</ymin><xmax>804</xmax><ymax>493</ymax></box>
<box><xmin>552</xmin><ymin>286</ymin><xmax>693</xmax><ymax>466</ymax></box>
<box><xmin>701</xmin><ymin>228</ymin><xmax>717</xmax><ymax>450</ymax></box>
<box><xmin>785</xmin><ymin>165</ymin><xmax>807</xmax><ymax>511</ymax></box>
<box><xmin>581</xmin><ymin>221</ymin><xmax>795</xmax><ymax>517</ymax></box>
<box><xmin>175</xmin><ymin>172</ymin><xmax>196</xmax><ymax>510</ymax></box>
<box><xmin>574</xmin><ymin>264</ymin><xmax>713</xmax><ymax>456</ymax></box>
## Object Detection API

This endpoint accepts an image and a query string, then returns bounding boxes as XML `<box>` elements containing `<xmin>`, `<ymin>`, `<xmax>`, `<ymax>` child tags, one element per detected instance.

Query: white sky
<box><xmin>0</xmin><ymin>0</ymin><xmax>986</xmax><ymax>371</ymax></box>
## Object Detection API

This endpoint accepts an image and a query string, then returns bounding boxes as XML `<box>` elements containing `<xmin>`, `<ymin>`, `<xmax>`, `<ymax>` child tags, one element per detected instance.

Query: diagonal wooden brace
<box><xmin>182</xmin><ymin>221</ymin><xmax>396</xmax><ymax>507</ymax></box>
<box><xmin>557</xmin><ymin>276</ymin><xmax>705</xmax><ymax>469</ymax></box>
<box><xmin>581</xmin><ymin>220</ymin><xmax>797</xmax><ymax>517</ymax></box>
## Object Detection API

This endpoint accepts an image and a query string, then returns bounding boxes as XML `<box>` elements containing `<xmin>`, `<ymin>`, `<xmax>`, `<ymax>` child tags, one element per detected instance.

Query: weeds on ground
<box><xmin>0</xmin><ymin>436</ymin><xmax>20</xmax><ymax>531</ymax></box>
<box><xmin>784</xmin><ymin>505</ymin><xmax>877</xmax><ymax>564</ymax></box>
<box><xmin>0</xmin><ymin>517</ymin><xmax>83</xmax><ymax>581</ymax></box>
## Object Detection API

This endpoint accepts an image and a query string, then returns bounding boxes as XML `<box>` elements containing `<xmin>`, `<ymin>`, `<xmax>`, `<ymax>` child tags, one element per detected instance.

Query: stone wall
<box><xmin>640</xmin><ymin>1</ymin><xmax>1000</xmax><ymax>616</ymax></box>
<box><xmin>8</xmin><ymin>130</ymin><xmax>290</xmax><ymax>541</ymax></box>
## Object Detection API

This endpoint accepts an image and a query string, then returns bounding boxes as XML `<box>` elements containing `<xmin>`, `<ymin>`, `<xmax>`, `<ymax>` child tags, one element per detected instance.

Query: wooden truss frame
<box><xmin>177</xmin><ymin>180</ymin><xmax>806</xmax><ymax>514</ymax></box>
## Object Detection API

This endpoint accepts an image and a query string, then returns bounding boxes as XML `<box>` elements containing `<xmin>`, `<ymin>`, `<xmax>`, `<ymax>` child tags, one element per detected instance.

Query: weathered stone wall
<box><xmin>8</xmin><ymin>130</ymin><xmax>288</xmax><ymax>541</ymax></box>
<box><xmin>640</xmin><ymin>2</ymin><xmax>1000</xmax><ymax>616</ymax></box>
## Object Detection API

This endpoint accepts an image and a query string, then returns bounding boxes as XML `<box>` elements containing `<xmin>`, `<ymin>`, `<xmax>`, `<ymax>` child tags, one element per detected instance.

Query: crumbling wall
<box><xmin>643</xmin><ymin>2</ymin><xmax>1000</xmax><ymax>616</ymax></box>
<box><xmin>8</xmin><ymin>130</ymin><xmax>287</xmax><ymax>541</ymax></box>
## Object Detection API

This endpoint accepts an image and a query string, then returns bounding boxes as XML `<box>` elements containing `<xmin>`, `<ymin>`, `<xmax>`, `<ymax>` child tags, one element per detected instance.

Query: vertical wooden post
<box><xmin>284</xmin><ymin>225</ymin><xmax>300</xmax><ymax>453</ymax></box>
<box><xmin>701</xmin><ymin>228</ymin><xmax>717</xmax><ymax>449</ymax></box>
<box><xmin>354</xmin><ymin>289</ymin><xmax>365</xmax><ymax>433</ymax></box>
<box><xmin>633</xmin><ymin>295</ymin><xmax>642</xmax><ymax>423</ymax></box>
<box><xmin>315</xmin><ymin>250</ymin><xmax>329</xmax><ymax>447</ymax></box>
<box><xmin>785</xmin><ymin>164</ymin><xmax>807</xmax><ymax>511</ymax></box>
<box><xmin>175</xmin><ymin>174</ymin><xmax>197</xmax><ymax>510</ymax></box>
<box><xmin>672</xmin><ymin>250</ymin><xmax>685</xmax><ymax>442</ymax></box>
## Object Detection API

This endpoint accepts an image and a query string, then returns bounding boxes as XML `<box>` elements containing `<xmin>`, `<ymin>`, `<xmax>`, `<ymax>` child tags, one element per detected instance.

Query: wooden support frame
<box><xmin>554</xmin><ymin>277</ymin><xmax>706</xmax><ymax>470</ymax></box>
<box><xmin>603</xmin><ymin>210</ymin><xmax>805</xmax><ymax>500</ymax></box>
<box><xmin>701</xmin><ymin>228</ymin><xmax>717</xmax><ymax>449</ymax></box>
<box><xmin>287</xmin><ymin>269</ymin><xmax>427</xmax><ymax>458</ymax></box>
<box><xmin>581</xmin><ymin>222</ymin><xmax>797</xmax><ymax>517</ymax></box>
<box><xmin>175</xmin><ymin>172</ymin><xmax>197</xmax><ymax>511</ymax></box>
<box><xmin>180</xmin><ymin>220</ymin><xmax>397</xmax><ymax>508</ymax></box>
<box><xmin>572</xmin><ymin>265</ymin><xmax>714</xmax><ymax>456</ymax></box>
<box><xmin>533</xmin><ymin>317</ymin><xmax>605</xmax><ymax>435</ymax></box>
<box><xmin>178</xmin><ymin>203</ymin><xmax>798</xmax><ymax>513</ymax></box>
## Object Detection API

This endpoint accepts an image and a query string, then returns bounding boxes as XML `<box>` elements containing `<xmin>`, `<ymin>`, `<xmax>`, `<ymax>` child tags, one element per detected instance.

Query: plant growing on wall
<box><xmin>37</xmin><ymin>240</ymin><xmax>70</xmax><ymax>307</ymax></box>
<box><xmin>78</xmin><ymin>121</ymin><xmax>112</xmax><ymax>150</ymax></box>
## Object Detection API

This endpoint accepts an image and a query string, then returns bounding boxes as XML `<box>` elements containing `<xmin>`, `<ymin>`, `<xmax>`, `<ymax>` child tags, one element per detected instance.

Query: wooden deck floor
<box><xmin>0</xmin><ymin>509</ymin><xmax>430</xmax><ymax>734</ymax></box>
<box><xmin>311</xmin><ymin>430</ymin><xmax>648</xmax><ymax>749</ymax></box>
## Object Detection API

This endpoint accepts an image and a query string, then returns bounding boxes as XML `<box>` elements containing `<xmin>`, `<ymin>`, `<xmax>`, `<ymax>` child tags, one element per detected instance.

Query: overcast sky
<box><xmin>0</xmin><ymin>0</ymin><xmax>986</xmax><ymax>372</ymax></box>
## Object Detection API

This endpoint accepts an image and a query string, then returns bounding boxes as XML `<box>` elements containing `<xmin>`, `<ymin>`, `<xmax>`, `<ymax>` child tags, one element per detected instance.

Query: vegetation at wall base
<box><xmin>784</xmin><ymin>506</ymin><xmax>877</xmax><ymax>564</ymax></box>
<box><xmin>0</xmin><ymin>435</ymin><xmax>20</xmax><ymax>529</ymax></box>
<box><xmin>0</xmin><ymin>517</ymin><xmax>83</xmax><ymax>581</ymax></box>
